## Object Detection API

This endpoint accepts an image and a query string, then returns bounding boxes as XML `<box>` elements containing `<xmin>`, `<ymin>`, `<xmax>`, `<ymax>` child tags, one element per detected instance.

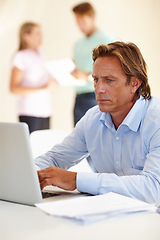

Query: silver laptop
<box><xmin>0</xmin><ymin>122</ymin><xmax>80</xmax><ymax>206</ymax></box>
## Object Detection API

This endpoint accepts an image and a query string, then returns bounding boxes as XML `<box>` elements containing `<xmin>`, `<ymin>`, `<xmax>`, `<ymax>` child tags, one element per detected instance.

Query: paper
<box><xmin>35</xmin><ymin>192</ymin><xmax>157</xmax><ymax>224</ymax></box>
<box><xmin>46</xmin><ymin>58</ymin><xmax>86</xmax><ymax>86</ymax></box>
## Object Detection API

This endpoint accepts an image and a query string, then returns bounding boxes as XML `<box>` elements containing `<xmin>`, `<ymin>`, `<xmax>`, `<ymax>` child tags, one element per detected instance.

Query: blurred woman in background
<box><xmin>10</xmin><ymin>22</ymin><xmax>55</xmax><ymax>133</ymax></box>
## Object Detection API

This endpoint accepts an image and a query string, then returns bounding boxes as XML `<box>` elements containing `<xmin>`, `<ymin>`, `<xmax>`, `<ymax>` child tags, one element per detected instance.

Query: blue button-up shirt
<box><xmin>35</xmin><ymin>96</ymin><xmax>160</xmax><ymax>206</ymax></box>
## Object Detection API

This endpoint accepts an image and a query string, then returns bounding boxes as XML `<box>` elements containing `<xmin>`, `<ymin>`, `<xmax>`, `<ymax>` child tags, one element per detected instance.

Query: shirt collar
<box><xmin>100</xmin><ymin>96</ymin><xmax>146</xmax><ymax>132</ymax></box>
<box><xmin>100</xmin><ymin>112</ymin><xmax>114</xmax><ymax>130</ymax></box>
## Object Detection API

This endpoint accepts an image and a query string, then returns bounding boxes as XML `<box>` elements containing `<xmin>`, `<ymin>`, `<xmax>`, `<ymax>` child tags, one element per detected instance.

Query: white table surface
<box><xmin>0</xmin><ymin>198</ymin><xmax>160</xmax><ymax>240</ymax></box>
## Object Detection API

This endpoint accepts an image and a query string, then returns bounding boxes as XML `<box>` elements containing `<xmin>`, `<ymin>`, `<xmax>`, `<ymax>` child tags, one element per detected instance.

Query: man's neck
<box><xmin>111</xmin><ymin>102</ymin><xmax>136</xmax><ymax>130</ymax></box>
<box><xmin>86</xmin><ymin>26</ymin><xmax>98</xmax><ymax>37</ymax></box>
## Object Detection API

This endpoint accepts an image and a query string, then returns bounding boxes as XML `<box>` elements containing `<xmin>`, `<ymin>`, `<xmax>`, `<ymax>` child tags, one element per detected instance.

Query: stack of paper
<box><xmin>36</xmin><ymin>192</ymin><xmax>157</xmax><ymax>224</ymax></box>
<box><xmin>46</xmin><ymin>58</ymin><xmax>86</xmax><ymax>87</ymax></box>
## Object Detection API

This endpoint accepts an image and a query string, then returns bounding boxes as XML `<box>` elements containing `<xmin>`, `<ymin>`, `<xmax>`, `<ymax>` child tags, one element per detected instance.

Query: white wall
<box><xmin>0</xmin><ymin>0</ymin><xmax>160</xmax><ymax>133</ymax></box>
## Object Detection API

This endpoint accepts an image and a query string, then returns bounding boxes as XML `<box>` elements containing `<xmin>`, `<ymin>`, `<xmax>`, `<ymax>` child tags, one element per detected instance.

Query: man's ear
<box><xmin>131</xmin><ymin>77</ymin><xmax>142</xmax><ymax>93</ymax></box>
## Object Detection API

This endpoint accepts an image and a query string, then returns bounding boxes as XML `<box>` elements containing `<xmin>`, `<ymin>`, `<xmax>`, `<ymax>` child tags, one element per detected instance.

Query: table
<box><xmin>0</xmin><ymin>199</ymin><xmax>160</xmax><ymax>240</ymax></box>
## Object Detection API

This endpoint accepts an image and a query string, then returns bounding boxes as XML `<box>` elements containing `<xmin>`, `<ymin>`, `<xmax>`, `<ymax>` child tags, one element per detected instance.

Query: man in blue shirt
<box><xmin>36</xmin><ymin>41</ymin><xmax>160</xmax><ymax>206</ymax></box>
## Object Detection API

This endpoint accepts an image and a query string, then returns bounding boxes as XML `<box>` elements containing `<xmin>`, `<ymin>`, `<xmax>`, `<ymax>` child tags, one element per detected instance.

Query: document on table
<box><xmin>35</xmin><ymin>192</ymin><xmax>157</xmax><ymax>224</ymax></box>
<box><xmin>46</xmin><ymin>58</ymin><xmax>86</xmax><ymax>87</ymax></box>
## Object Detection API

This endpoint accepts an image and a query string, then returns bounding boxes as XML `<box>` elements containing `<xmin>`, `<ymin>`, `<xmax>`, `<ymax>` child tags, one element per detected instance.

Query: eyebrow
<box><xmin>92</xmin><ymin>74</ymin><xmax>117</xmax><ymax>79</ymax></box>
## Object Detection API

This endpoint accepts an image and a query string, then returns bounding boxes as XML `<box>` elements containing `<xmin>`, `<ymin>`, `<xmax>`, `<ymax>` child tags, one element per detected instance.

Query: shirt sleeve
<box><xmin>11</xmin><ymin>51</ymin><xmax>25</xmax><ymax>70</ymax></box>
<box><xmin>77</xmin><ymin>172</ymin><xmax>160</xmax><ymax>206</ymax></box>
<box><xmin>77</xmin><ymin>130</ymin><xmax>160</xmax><ymax>207</ymax></box>
<box><xmin>35</xmin><ymin>117</ymin><xmax>89</xmax><ymax>170</ymax></box>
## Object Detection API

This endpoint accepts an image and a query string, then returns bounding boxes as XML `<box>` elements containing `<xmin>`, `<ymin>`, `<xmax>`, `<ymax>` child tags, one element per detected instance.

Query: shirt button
<box><xmin>116</xmin><ymin>137</ymin><xmax>119</xmax><ymax>141</ymax></box>
<box><xmin>116</xmin><ymin>161</ymin><xmax>119</xmax><ymax>165</ymax></box>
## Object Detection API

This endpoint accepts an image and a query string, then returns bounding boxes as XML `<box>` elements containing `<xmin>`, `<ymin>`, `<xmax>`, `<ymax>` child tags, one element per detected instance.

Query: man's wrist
<box><xmin>76</xmin><ymin>172</ymin><xmax>99</xmax><ymax>195</ymax></box>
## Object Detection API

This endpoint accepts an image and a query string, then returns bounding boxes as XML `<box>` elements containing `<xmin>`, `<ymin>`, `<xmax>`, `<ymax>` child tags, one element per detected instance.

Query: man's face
<box><xmin>75</xmin><ymin>13</ymin><xmax>95</xmax><ymax>36</ymax></box>
<box><xmin>93</xmin><ymin>56</ymin><xmax>140</xmax><ymax>121</ymax></box>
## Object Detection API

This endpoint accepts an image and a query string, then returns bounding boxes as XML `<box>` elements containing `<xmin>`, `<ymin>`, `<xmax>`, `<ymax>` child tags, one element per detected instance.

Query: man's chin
<box><xmin>98</xmin><ymin>106</ymin><xmax>108</xmax><ymax>113</ymax></box>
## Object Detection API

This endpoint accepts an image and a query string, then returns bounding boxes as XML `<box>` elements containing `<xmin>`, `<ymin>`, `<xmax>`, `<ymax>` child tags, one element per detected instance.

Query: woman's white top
<box><xmin>12</xmin><ymin>49</ymin><xmax>52</xmax><ymax>117</ymax></box>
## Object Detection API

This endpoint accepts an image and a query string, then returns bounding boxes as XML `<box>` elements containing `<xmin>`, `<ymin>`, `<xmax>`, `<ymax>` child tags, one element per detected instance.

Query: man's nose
<box><xmin>95</xmin><ymin>80</ymin><xmax>105</xmax><ymax>94</ymax></box>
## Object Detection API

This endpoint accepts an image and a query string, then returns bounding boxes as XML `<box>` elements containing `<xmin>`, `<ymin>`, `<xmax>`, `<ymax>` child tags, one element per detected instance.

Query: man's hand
<box><xmin>37</xmin><ymin>167</ymin><xmax>77</xmax><ymax>191</ymax></box>
<box><xmin>71</xmin><ymin>68</ymin><xmax>89</xmax><ymax>80</ymax></box>
<box><xmin>44</xmin><ymin>78</ymin><xmax>59</xmax><ymax>90</ymax></box>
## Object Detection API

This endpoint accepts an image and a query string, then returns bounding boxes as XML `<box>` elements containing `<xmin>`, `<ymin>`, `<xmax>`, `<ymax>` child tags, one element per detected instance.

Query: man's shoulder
<box><xmin>74</xmin><ymin>30</ymin><xmax>113</xmax><ymax>47</ymax></box>
<box><xmin>84</xmin><ymin>105</ymin><xmax>102</xmax><ymax>120</ymax></box>
<box><xmin>143</xmin><ymin>96</ymin><xmax>160</xmax><ymax>129</ymax></box>
<box><xmin>94</xmin><ymin>30</ymin><xmax>113</xmax><ymax>43</ymax></box>
<box><xmin>147</xmin><ymin>96</ymin><xmax>160</xmax><ymax>115</ymax></box>
<box><xmin>138</xmin><ymin>96</ymin><xmax>160</xmax><ymax>143</ymax></box>
<box><xmin>74</xmin><ymin>37</ymin><xmax>85</xmax><ymax>47</ymax></box>
<box><xmin>74</xmin><ymin>106</ymin><xmax>102</xmax><ymax>133</ymax></box>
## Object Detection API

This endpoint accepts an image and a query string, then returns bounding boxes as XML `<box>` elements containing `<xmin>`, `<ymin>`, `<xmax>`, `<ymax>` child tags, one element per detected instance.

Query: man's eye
<box><xmin>106</xmin><ymin>78</ymin><xmax>114</xmax><ymax>82</ymax></box>
<box><xmin>93</xmin><ymin>78</ymin><xmax>98</xmax><ymax>82</ymax></box>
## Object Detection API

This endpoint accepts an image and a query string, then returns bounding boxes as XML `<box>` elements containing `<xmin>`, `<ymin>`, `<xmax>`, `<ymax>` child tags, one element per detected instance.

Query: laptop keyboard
<box><xmin>42</xmin><ymin>191</ymin><xmax>60</xmax><ymax>199</ymax></box>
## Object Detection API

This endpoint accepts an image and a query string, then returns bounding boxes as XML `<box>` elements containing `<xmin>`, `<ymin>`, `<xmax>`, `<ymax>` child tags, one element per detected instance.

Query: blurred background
<box><xmin>1</xmin><ymin>0</ymin><xmax>160</xmax><ymax>133</ymax></box>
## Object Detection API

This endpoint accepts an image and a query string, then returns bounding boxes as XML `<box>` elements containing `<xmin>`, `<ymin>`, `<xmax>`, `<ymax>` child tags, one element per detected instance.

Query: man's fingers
<box><xmin>38</xmin><ymin>167</ymin><xmax>55</xmax><ymax>182</ymax></box>
<box><xmin>37</xmin><ymin>170</ymin><xmax>47</xmax><ymax>182</ymax></box>
<box><xmin>37</xmin><ymin>167</ymin><xmax>77</xmax><ymax>191</ymax></box>
<box><xmin>40</xmin><ymin>178</ymin><xmax>55</xmax><ymax>190</ymax></box>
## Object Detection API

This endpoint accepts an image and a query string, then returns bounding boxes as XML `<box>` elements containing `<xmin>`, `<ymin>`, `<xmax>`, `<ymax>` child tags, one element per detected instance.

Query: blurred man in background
<box><xmin>71</xmin><ymin>2</ymin><xmax>113</xmax><ymax>125</ymax></box>
<box><xmin>71</xmin><ymin>2</ymin><xmax>113</xmax><ymax>171</ymax></box>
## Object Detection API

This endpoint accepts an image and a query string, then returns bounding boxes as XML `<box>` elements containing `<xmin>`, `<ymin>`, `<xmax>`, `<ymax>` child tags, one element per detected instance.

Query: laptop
<box><xmin>0</xmin><ymin>122</ymin><xmax>80</xmax><ymax>206</ymax></box>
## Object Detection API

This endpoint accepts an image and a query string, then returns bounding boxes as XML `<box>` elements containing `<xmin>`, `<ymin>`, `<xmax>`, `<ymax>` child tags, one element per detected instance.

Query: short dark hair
<box><xmin>72</xmin><ymin>2</ymin><xmax>95</xmax><ymax>16</ymax></box>
<box><xmin>92</xmin><ymin>41</ymin><xmax>151</xmax><ymax>100</ymax></box>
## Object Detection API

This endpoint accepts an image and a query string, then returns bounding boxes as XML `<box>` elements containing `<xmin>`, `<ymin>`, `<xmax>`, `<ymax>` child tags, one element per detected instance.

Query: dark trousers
<box><xmin>19</xmin><ymin>116</ymin><xmax>50</xmax><ymax>134</ymax></box>
<box><xmin>74</xmin><ymin>92</ymin><xmax>97</xmax><ymax>125</ymax></box>
<box><xmin>74</xmin><ymin>92</ymin><xmax>98</xmax><ymax>172</ymax></box>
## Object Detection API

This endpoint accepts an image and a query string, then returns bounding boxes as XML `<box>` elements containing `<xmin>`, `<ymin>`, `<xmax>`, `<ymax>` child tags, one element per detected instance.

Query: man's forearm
<box><xmin>77</xmin><ymin>172</ymin><xmax>160</xmax><ymax>206</ymax></box>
